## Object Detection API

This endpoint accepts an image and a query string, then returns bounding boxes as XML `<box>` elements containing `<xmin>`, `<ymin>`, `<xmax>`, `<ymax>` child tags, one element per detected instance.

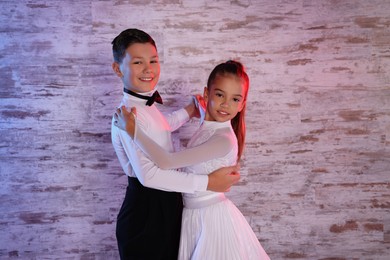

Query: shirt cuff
<box><xmin>193</xmin><ymin>175</ymin><xmax>208</xmax><ymax>192</ymax></box>
<box><xmin>177</xmin><ymin>108</ymin><xmax>190</xmax><ymax>123</ymax></box>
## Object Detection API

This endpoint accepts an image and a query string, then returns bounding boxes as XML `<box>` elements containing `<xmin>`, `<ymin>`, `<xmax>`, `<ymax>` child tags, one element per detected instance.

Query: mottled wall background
<box><xmin>0</xmin><ymin>0</ymin><xmax>389</xmax><ymax>259</ymax></box>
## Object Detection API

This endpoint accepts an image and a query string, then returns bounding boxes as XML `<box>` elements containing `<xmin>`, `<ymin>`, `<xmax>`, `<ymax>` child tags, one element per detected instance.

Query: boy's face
<box><xmin>113</xmin><ymin>43</ymin><xmax>160</xmax><ymax>93</ymax></box>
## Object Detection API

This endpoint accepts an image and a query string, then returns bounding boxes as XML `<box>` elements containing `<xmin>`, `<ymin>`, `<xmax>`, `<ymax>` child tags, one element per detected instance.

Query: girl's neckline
<box><xmin>202</xmin><ymin>120</ymin><xmax>231</xmax><ymax>129</ymax></box>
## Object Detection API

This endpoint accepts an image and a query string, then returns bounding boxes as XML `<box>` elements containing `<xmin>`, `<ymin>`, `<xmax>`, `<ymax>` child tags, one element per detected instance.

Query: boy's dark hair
<box><xmin>111</xmin><ymin>28</ymin><xmax>157</xmax><ymax>63</ymax></box>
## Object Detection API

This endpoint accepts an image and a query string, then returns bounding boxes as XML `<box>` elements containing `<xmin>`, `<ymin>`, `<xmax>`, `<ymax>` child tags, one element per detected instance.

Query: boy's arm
<box><xmin>164</xmin><ymin>108</ymin><xmax>190</xmax><ymax>132</ymax></box>
<box><xmin>164</xmin><ymin>97</ymin><xmax>199</xmax><ymax>131</ymax></box>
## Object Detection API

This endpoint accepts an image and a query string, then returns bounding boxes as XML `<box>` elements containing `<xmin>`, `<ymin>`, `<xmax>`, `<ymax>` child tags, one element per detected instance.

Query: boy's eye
<box><xmin>216</xmin><ymin>93</ymin><xmax>223</xmax><ymax>97</ymax></box>
<box><xmin>233</xmin><ymin>98</ymin><xmax>241</xmax><ymax>102</ymax></box>
<box><xmin>151</xmin><ymin>60</ymin><xmax>158</xmax><ymax>64</ymax></box>
<box><xmin>133</xmin><ymin>61</ymin><xmax>142</xmax><ymax>64</ymax></box>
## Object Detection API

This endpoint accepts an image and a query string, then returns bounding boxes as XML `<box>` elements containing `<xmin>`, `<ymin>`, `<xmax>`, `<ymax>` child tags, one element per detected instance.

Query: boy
<box><xmin>111</xmin><ymin>28</ymin><xmax>240</xmax><ymax>259</ymax></box>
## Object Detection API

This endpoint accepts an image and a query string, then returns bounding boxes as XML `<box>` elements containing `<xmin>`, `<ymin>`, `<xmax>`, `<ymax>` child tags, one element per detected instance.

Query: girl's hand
<box><xmin>114</xmin><ymin>106</ymin><xmax>137</xmax><ymax>138</ymax></box>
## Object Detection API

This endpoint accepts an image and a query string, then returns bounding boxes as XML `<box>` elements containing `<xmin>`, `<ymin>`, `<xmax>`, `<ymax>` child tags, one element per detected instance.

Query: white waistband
<box><xmin>183</xmin><ymin>193</ymin><xmax>227</xmax><ymax>209</ymax></box>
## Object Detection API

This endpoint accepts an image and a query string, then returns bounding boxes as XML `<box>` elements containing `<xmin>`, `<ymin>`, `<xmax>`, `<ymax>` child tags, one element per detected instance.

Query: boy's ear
<box><xmin>112</xmin><ymin>62</ymin><xmax>123</xmax><ymax>77</ymax></box>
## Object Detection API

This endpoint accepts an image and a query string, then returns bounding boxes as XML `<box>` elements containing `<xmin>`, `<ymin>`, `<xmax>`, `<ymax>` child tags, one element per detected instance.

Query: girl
<box><xmin>115</xmin><ymin>60</ymin><xmax>270</xmax><ymax>259</ymax></box>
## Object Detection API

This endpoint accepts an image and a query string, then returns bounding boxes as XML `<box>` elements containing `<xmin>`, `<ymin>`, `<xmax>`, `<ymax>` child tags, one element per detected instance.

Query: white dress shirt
<box><xmin>111</xmin><ymin>90</ymin><xmax>208</xmax><ymax>193</ymax></box>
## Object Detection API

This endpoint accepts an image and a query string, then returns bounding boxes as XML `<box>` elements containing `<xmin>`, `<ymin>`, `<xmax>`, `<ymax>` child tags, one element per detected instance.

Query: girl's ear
<box><xmin>203</xmin><ymin>87</ymin><xmax>209</xmax><ymax>102</ymax></box>
<box><xmin>238</xmin><ymin>100</ymin><xmax>246</xmax><ymax>112</ymax></box>
<box><xmin>112</xmin><ymin>62</ymin><xmax>123</xmax><ymax>77</ymax></box>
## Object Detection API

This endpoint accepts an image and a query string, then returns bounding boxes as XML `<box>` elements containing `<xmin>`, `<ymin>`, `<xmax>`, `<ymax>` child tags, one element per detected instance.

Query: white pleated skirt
<box><xmin>178</xmin><ymin>193</ymin><xmax>270</xmax><ymax>260</ymax></box>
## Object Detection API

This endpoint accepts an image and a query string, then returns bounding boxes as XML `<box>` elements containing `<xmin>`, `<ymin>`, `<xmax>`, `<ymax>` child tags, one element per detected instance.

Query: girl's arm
<box><xmin>134</xmin><ymin>123</ymin><xmax>233</xmax><ymax>169</ymax></box>
<box><xmin>114</xmin><ymin>105</ymin><xmax>234</xmax><ymax>169</ymax></box>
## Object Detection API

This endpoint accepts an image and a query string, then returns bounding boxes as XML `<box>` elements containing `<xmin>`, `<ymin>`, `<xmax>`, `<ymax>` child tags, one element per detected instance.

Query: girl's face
<box><xmin>113</xmin><ymin>42</ymin><xmax>160</xmax><ymax>93</ymax></box>
<box><xmin>204</xmin><ymin>74</ymin><xmax>246</xmax><ymax>122</ymax></box>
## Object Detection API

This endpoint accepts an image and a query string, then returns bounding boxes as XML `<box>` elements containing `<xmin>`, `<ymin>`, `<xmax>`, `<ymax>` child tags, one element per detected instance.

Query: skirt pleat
<box><xmin>178</xmin><ymin>199</ymin><xmax>270</xmax><ymax>260</ymax></box>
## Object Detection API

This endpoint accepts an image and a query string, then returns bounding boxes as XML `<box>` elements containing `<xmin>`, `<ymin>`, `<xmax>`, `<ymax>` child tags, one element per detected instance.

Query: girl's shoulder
<box><xmin>213</xmin><ymin>127</ymin><xmax>237</xmax><ymax>145</ymax></box>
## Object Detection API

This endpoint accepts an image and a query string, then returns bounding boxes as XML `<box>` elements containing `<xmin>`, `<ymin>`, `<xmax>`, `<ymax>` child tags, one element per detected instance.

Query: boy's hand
<box><xmin>184</xmin><ymin>98</ymin><xmax>197</xmax><ymax>119</ymax></box>
<box><xmin>114</xmin><ymin>106</ymin><xmax>137</xmax><ymax>138</ymax></box>
<box><xmin>185</xmin><ymin>94</ymin><xmax>206</xmax><ymax>119</ymax></box>
<box><xmin>207</xmin><ymin>165</ymin><xmax>240</xmax><ymax>192</ymax></box>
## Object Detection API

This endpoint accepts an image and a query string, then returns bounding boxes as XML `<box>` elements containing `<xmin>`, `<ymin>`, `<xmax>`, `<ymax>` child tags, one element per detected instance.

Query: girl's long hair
<box><xmin>206</xmin><ymin>60</ymin><xmax>249</xmax><ymax>161</ymax></box>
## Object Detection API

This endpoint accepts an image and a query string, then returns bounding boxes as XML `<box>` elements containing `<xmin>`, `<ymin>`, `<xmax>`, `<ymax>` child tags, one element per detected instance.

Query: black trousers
<box><xmin>116</xmin><ymin>177</ymin><xmax>183</xmax><ymax>260</ymax></box>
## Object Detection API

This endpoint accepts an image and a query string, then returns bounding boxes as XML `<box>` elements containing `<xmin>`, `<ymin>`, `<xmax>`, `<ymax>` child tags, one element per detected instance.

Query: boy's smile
<box><xmin>113</xmin><ymin>42</ymin><xmax>160</xmax><ymax>93</ymax></box>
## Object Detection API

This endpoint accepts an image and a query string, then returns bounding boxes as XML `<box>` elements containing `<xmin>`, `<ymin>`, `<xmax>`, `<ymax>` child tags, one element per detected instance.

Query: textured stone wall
<box><xmin>0</xmin><ymin>0</ymin><xmax>389</xmax><ymax>259</ymax></box>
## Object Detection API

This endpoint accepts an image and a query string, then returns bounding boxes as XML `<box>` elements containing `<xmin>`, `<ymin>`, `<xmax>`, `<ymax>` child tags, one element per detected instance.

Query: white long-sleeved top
<box><xmin>132</xmin><ymin>119</ymin><xmax>236</xmax><ymax>173</ymax></box>
<box><xmin>111</xmin><ymin>90</ymin><xmax>208</xmax><ymax>193</ymax></box>
<box><xmin>132</xmin><ymin>119</ymin><xmax>238</xmax><ymax>206</ymax></box>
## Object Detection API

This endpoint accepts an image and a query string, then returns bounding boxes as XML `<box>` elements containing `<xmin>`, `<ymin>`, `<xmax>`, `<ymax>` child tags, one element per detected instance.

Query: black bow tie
<box><xmin>123</xmin><ymin>88</ymin><xmax>163</xmax><ymax>106</ymax></box>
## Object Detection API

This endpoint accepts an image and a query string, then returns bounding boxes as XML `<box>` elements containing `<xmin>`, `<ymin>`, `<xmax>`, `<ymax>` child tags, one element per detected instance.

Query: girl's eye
<box><xmin>133</xmin><ymin>61</ymin><xmax>142</xmax><ymax>64</ymax></box>
<box><xmin>151</xmin><ymin>60</ymin><xmax>158</xmax><ymax>64</ymax></box>
<box><xmin>216</xmin><ymin>93</ymin><xmax>223</xmax><ymax>97</ymax></box>
<box><xmin>233</xmin><ymin>98</ymin><xmax>241</xmax><ymax>102</ymax></box>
